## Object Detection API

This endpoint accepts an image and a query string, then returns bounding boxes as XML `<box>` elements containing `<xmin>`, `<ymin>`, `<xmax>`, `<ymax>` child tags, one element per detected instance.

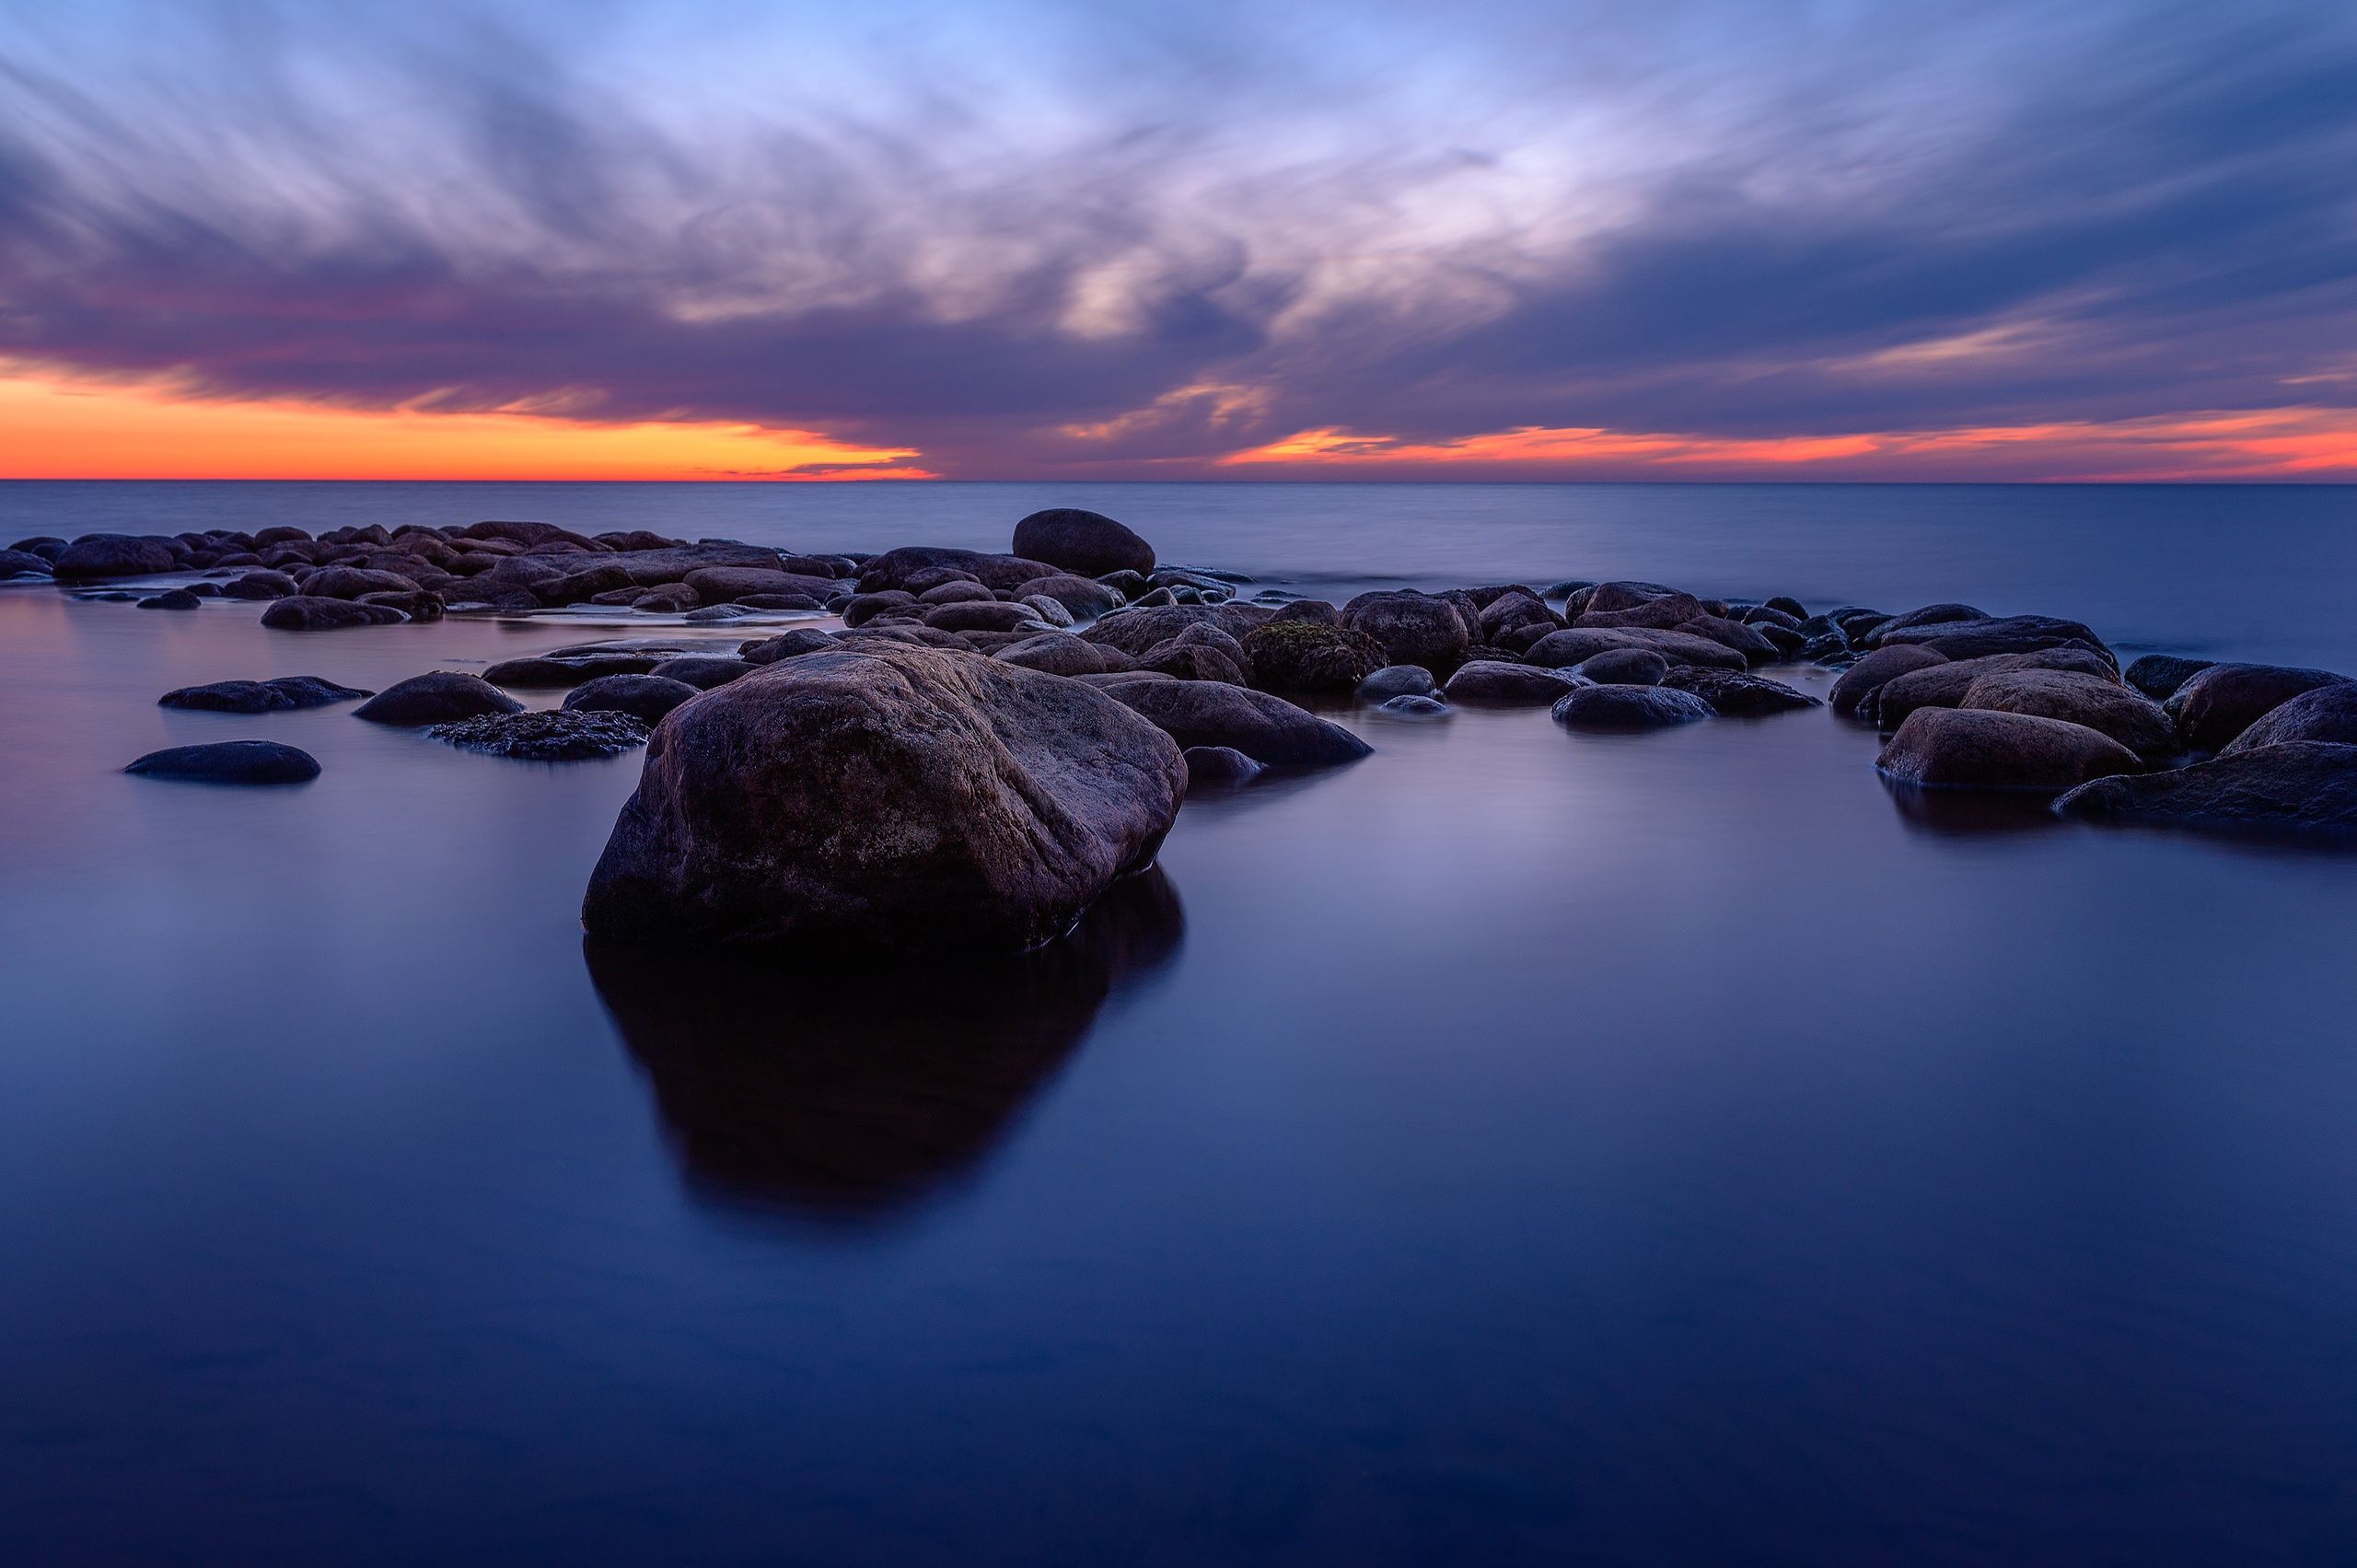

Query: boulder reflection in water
<box><xmin>586</xmin><ymin>867</ymin><xmax>1184</xmax><ymax>1224</ymax></box>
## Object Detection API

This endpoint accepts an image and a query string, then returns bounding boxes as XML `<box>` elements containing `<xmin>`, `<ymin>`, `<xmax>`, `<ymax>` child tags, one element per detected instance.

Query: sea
<box><xmin>4</xmin><ymin>480</ymin><xmax>2356</xmax><ymax>1565</ymax></box>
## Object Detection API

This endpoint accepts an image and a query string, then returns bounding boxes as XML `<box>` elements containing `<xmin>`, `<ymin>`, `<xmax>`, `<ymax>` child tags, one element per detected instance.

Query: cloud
<box><xmin>2</xmin><ymin>0</ymin><xmax>2354</xmax><ymax>476</ymax></box>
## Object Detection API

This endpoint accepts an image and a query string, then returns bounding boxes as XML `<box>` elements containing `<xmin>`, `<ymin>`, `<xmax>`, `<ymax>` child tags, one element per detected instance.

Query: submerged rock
<box><xmin>1373</xmin><ymin>693</ymin><xmax>1451</xmax><ymax>721</ymax></box>
<box><xmin>582</xmin><ymin>644</ymin><xmax>1185</xmax><ymax>951</ymax></box>
<box><xmin>125</xmin><ymin>739</ymin><xmax>319</xmax><ymax>784</ymax></box>
<box><xmin>1551</xmin><ymin>684</ymin><xmax>1714</xmax><ymax>730</ymax></box>
<box><xmin>1094</xmin><ymin>677</ymin><xmax>1373</xmax><ymax>766</ymax></box>
<box><xmin>2054</xmin><ymin>743</ymin><xmax>2357</xmax><ymax>831</ymax></box>
<box><xmin>354</xmin><ymin>671</ymin><xmax>524</xmax><ymax>726</ymax></box>
<box><xmin>137</xmin><ymin>588</ymin><xmax>202</xmax><ymax>610</ymax></box>
<box><xmin>160</xmin><ymin>676</ymin><xmax>372</xmax><ymax>713</ymax></box>
<box><xmin>428</xmin><ymin>709</ymin><xmax>650</xmax><ymax>760</ymax></box>
<box><xmin>1876</xmin><ymin>708</ymin><xmax>2141</xmax><ymax>793</ymax></box>
<box><xmin>1659</xmin><ymin>668</ymin><xmax>1821</xmax><ymax>715</ymax></box>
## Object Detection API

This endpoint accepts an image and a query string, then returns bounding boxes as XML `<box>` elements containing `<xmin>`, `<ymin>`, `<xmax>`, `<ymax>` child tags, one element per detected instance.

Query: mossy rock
<box><xmin>1240</xmin><ymin>619</ymin><xmax>1388</xmax><ymax>694</ymax></box>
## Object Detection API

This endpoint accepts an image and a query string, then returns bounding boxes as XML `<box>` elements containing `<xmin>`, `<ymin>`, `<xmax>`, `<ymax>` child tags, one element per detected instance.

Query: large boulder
<box><xmin>2165</xmin><ymin>664</ymin><xmax>2352</xmax><ymax>753</ymax></box>
<box><xmin>1829</xmin><ymin>645</ymin><xmax>1946</xmax><ymax>716</ymax></box>
<box><xmin>582</xmin><ymin>645</ymin><xmax>1186</xmax><ymax>951</ymax></box>
<box><xmin>52</xmin><ymin>533</ymin><xmax>178</xmax><ymax>579</ymax></box>
<box><xmin>2220</xmin><ymin>681</ymin><xmax>2357</xmax><ymax>754</ymax></box>
<box><xmin>1240</xmin><ymin>620</ymin><xmax>1387</xmax><ymax>694</ymax></box>
<box><xmin>124</xmin><ymin>740</ymin><xmax>319</xmax><ymax>784</ymax></box>
<box><xmin>1868</xmin><ymin>646</ymin><xmax>2119</xmax><ymax>727</ymax></box>
<box><xmin>1876</xmin><ymin>708</ymin><xmax>2141</xmax><ymax>792</ymax></box>
<box><xmin>1011</xmin><ymin>508</ymin><xmax>1155</xmax><ymax>578</ymax></box>
<box><xmin>1659</xmin><ymin>668</ymin><xmax>1820</xmax><ymax>715</ymax></box>
<box><xmin>1093</xmin><ymin>677</ymin><xmax>1371</xmax><ymax>767</ymax></box>
<box><xmin>1550</xmin><ymin>685</ymin><xmax>1714</xmax><ymax>730</ymax></box>
<box><xmin>2054</xmin><ymin>743</ymin><xmax>2357</xmax><ymax>831</ymax></box>
<box><xmin>1958</xmin><ymin>669</ymin><xmax>2177</xmax><ymax>763</ymax></box>
<box><xmin>354</xmin><ymin>672</ymin><xmax>523</xmax><ymax>726</ymax></box>
<box><xmin>1443</xmin><ymin>661</ymin><xmax>1575</xmax><ymax>705</ymax></box>
<box><xmin>1344</xmin><ymin>590</ymin><xmax>1472</xmax><ymax>673</ymax></box>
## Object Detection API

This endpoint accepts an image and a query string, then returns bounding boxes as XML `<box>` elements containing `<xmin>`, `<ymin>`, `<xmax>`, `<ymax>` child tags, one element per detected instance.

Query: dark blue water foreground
<box><xmin>5</xmin><ymin>482</ymin><xmax>2357</xmax><ymax>1565</ymax></box>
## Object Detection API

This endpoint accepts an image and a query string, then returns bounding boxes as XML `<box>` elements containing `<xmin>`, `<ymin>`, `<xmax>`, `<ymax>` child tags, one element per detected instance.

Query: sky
<box><xmin>3</xmin><ymin>0</ymin><xmax>2355</xmax><ymax>482</ymax></box>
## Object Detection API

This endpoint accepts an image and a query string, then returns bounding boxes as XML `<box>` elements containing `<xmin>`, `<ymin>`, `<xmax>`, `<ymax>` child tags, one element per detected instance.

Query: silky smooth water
<box><xmin>5</xmin><ymin>482</ymin><xmax>2357</xmax><ymax>1566</ymax></box>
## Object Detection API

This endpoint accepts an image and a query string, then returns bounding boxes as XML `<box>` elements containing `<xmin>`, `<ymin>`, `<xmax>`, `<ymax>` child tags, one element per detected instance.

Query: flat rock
<box><xmin>2055</xmin><ymin>743</ymin><xmax>2357</xmax><ymax>831</ymax></box>
<box><xmin>1876</xmin><ymin>707</ymin><xmax>2142</xmax><ymax>792</ymax></box>
<box><xmin>1525</xmin><ymin>627</ymin><xmax>1747</xmax><ymax>672</ymax></box>
<box><xmin>125</xmin><ymin>739</ymin><xmax>319</xmax><ymax>784</ymax></box>
<box><xmin>160</xmin><ymin>676</ymin><xmax>372</xmax><ymax>713</ymax></box>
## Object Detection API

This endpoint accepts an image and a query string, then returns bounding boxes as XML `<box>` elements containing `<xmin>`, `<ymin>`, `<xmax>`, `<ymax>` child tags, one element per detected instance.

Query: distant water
<box><xmin>6</xmin><ymin>482</ymin><xmax>2357</xmax><ymax>1566</ymax></box>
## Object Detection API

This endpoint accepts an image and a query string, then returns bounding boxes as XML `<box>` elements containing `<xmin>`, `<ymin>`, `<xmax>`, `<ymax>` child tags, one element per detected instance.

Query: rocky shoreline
<box><xmin>12</xmin><ymin>505</ymin><xmax>2352</xmax><ymax>948</ymax></box>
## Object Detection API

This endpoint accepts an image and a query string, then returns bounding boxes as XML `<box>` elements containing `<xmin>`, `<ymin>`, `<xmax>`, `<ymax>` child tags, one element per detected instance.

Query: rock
<box><xmin>1183</xmin><ymin>745</ymin><xmax>1266</xmax><ymax>790</ymax></box>
<box><xmin>582</xmin><ymin>645</ymin><xmax>1183</xmax><ymax>950</ymax></box>
<box><xmin>1862</xmin><ymin>603</ymin><xmax>1986</xmax><ymax>645</ymax></box>
<box><xmin>52</xmin><ymin>533</ymin><xmax>178</xmax><ymax>579</ymax></box>
<box><xmin>1550</xmin><ymin>685</ymin><xmax>1714</xmax><ymax>730</ymax></box>
<box><xmin>1374</xmin><ymin>694</ymin><xmax>1451</xmax><ymax>720</ymax></box>
<box><xmin>428</xmin><ymin>710</ymin><xmax>650</xmax><ymax>760</ymax></box>
<box><xmin>137</xmin><ymin>588</ymin><xmax>203</xmax><ymax>610</ymax></box>
<box><xmin>1443</xmin><ymin>660</ymin><xmax>1574</xmax><ymax>704</ymax></box>
<box><xmin>124</xmin><ymin>739</ymin><xmax>319</xmax><ymax>784</ymax></box>
<box><xmin>354</xmin><ymin>672</ymin><xmax>524</xmax><ymax>726</ymax></box>
<box><xmin>842</xmin><ymin>590</ymin><xmax>917</xmax><ymax>627</ymax></box>
<box><xmin>919</xmin><ymin>580</ymin><xmax>998</xmax><ymax>605</ymax></box>
<box><xmin>260</xmin><ymin>597</ymin><xmax>408</xmax><ymax>631</ymax></box>
<box><xmin>0</xmin><ymin>549</ymin><xmax>55</xmax><ymax>578</ymax></box>
<box><xmin>1081</xmin><ymin>602</ymin><xmax>1273</xmax><ymax>656</ymax></box>
<box><xmin>1355</xmin><ymin>665</ymin><xmax>1436</xmax><ymax>701</ymax></box>
<box><xmin>1011</xmin><ymin>509</ymin><xmax>1156</xmax><ymax>577</ymax></box>
<box><xmin>680</xmin><ymin>566</ymin><xmax>839</xmax><ymax>605</ymax></box>
<box><xmin>1575</xmin><ymin>594</ymin><xmax>1708</xmax><ymax>632</ymax></box>
<box><xmin>1016</xmin><ymin>574</ymin><xmax>1124</xmax><ymax>619</ymax></box>
<box><xmin>2220</xmin><ymin>681</ymin><xmax>2357</xmax><ymax>754</ymax></box>
<box><xmin>2166</xmin><ymin>664</ymin><xmax>2353</xmax><ymax>753</ymax></box>
<box><xmin>1524</xmin><ymin>627</ymin><xmax>1747</xmax><ymax>672</ymax></box>
<box><xmin>650</xmin><ymin>656</ymin><xmax>757</xmax><ymax>690</ymax></box>
<box><xmin>923</xmin><ymin>599</ymin><xmax>1049</xmax><ymax>635</ymax></box>
<box><xmin>358</xmin><ymin>589</ymin><xmax>443</xmax><ymax>621</ymax></box>
<box><xmin>1766</xmin><ymin>596</ymin><xmax>1810</xmax><ymax>621</ymax></box>
<box><xmin>740</xmin><ymin>629</ymin><xmax>837</xmax><ymax>665</ymax></box>
<box><xmin>1876</xmin><ymin>708</ymin><xmax>2142</xmax><ymax>792</ymax></box>
<box><xmin>1573</xmin><ymin>581</ymin><xmax>1688</xmax><ymax>616</ymax></box>
<box><xmin>1868</xmin><ymin>646</ymin><xmax>2120</xmax><ymax>727</ymax></box>
<box><xmin>1343</xmin><ymin>590</ymin><xmax>1473</xmax><ymax>673</ymax></box>
<box><xmin>160</xmin><ymin>676</ymin><xmax>371</xmax><ymax>712</ymax></box>
<box><xmin>299</xmin><ymin>565</ymin><xmax>421</xmax><ymax>599</ymax></box>
<box><xmin>1241</xmin><ymin>619</ymin><xmax>1388</xmax><ymax>694</ymax></box>
<box><xmin>1018</xmin><ymin>594</ymin><xmax>1076</xmax><ymax>630</ymax></box>
<box><xmin>532</xmin><ymin>562</ymin><xmax>639</xmax><ymax>604</ymax></box>
<box><xmin>1572</xmin><ymin>649</ymin><xmax>1669</xmax><ymax>686</ymax></box>
<box><xmin>1875</xmin><ymin>614</ymin><xmax>2112</xmax><ymax>665</ymax></box>
<box><xmin>9</xmin><ymin>535</ymin><xmax>67</xmax><ymax>558</ymax></box>
<box><xmin>483</xmin><ymin>656</ymin><xmax>632</xmax><ymax>689</ymax></box>
<box><xmin>1678</xmin><ymin>613</ymin><xmax>1780</xmax><ymax>664</ymax></box>
<box><xmin>993</xmin><ymin>633</ymin><xmax>1120</xmax><ymax>677</ymax></box>
<box><xmin>1959</xmin><ymin>669</ymin><xmax>2177</xmax><ymax>762</ymax></box>
<box><xmin>1659</xmin><ymin>668</ymin><xmax>1820</xmax><ymax>715</ymax></box>
<box><xmin>2054</xmin><ymin>743</ymin><xmax>2357</xmax><ymax>831</ymax></box>
<box><xmin>2124</xmin><ymin>654</ymin><xmax>2216</xmax><ymax>702</ymax></box>
<box><xmin>1269</xmin><ymin>599</ymin><xmax>1345</xmax><ymax>628</ymax></box>
<box><xmin>1829</xmin><ymin>645</ymin><xmax>1947</xmax><ymax>716</ymax></box>
<box><xmin>683</xmin><ymin>604</ymin><xmax>762</xmax><ymax>623</ymax></box>
<box><xmin>562</xmin><ymin>675</ymin><xmax>703</xmax><ymax>723</ymax></box>
<box><xmin>453</xmin><ymin>518</ymin><xmax>603</xmax><ymax>552</ymax></box>
<box><xmin>1135</xmin><ymin>636</ymin><xmax>1251</xmax><ymax>685</ymax></box>
<box><xmin>857</xmin><ymin>546</ymin><xmax>1062</xmax><ymax>594</ymax></box>
<box><xmin>1094</xmin><ymin>677</ymin><xmax>1371</xmax><ymax>766</ymax></box>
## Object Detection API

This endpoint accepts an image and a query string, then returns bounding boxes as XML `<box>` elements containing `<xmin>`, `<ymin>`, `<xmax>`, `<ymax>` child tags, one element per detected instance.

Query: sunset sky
<box><xmin>4</xmin><ymin>0</ymin><xmax>2354</xmax><ymax>482</ymax></box>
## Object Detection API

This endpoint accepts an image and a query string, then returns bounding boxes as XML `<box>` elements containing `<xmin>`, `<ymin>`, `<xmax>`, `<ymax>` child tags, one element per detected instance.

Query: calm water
<box><xmin>5</xmin><ymin>482</ymin><xmax>2357</xmax><ymax>1565</ymax></box>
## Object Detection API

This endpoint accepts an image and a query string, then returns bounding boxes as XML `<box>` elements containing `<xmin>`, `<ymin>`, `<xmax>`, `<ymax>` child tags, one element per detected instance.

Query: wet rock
<box><xmin>160</xmin><ymin>676</ymin><xmax>371</xmax><ymax>712</ymax></box>
<box><xmin>534</xmin><ymin>561</ymin><xmax>640</xmax><ymax>604</ymax></box>
<box><xmin>1573</xmin><ymin>581</ymin><xmax>1687</xmax><ymax>616</ymax></box>
<box><xmin>1876</xmin><ymin>708</ymin><xmax>2142</xmax><ymax>792</ymax></box>
<box><xmin>1184</xmin><ymin>745</ymin><xmax>1266</xmax><ymax>789</ymax></box>
<box><xmin>2220</xmin><ymin>681</ymin><xmax>2357</xmax><ymax>754</ymax></box>
<box><xmin>2124</xmin><ymin>654</ymin><xmax>2216</xmax><ymax>702</ymax></box>
<box><xmin>683</xmin><ymin>604</ymin><xmax>762</xmax><ymax>623</ymax></box>
<box><xmin>125</xmin><ymin>739</ymin><xmax>319</xmax><ymax>784</ymax></box>
<box><xmin>1443</xmin><ymin>660</ymin><xmax>1574</xmax><ymax>705</ymax></box>
<box><xmin>137</xmin><ymin>588</ymin><xmax>203</xmax><ymax>610</ymax></box>
<box><xmin>1356</xmin><ymin>665</ymin><xmax>1436</xmax><ymax>701</ymax></box>
<box><xmin>1374</xmin><ymin>694</ymin><xmax>1451</xmax><ymax>720</ymax></box>
<box><xmin>1241</xmin><ymin>619</ymin><xmax>1388</xmax><ymax>694</ymax></box>
<box><xmin>1766</xmin><ymin>596</ymin><xmax>1810</xmax><ymax>621</ymax></box>
<box><xmin>583</xmin><ymin>644</ymin><xmax>1184</xmax><ymax>950</ymax></box>
<box><xmin>1959</xmin><ymin>669</ymin><xmax>2177</xmax><ymax>762</ymax></box>
<box><xmin>2165</xmin><ymin>663</ymin><xmax>2353</xmax><ymax>753</ymax></box>
<box><xmin>1659</xmin><ymin>668</ymin><xmax>1821</xmax><ymax>715</ymax></box>
<box><xmin>358</xmin><ymin>589</ymin><xmax>443</xmax><ymax>621</ymax></box>
<box><xmin>9</xmin><ymin>535</ymin><xmax>67</xmax><ymax>559</ymax></box>
<box><xmin>740</xmin><ymin>629</ymin><xmax>838</xmax><ymax>665</ymax></box>
<box><xmin>650</xmin><ymin>656</ymin><xmax>757</xmax><ymax>690</ymax></box>
<box><xmin>1571</xmin><ymin>648</ymin><xmax>1669</xmax><ymax>686</ymax></box>
<box><xmin>1344</xmin><ymin>590</ymin><xmax>1474</xmax><ymax>673</ymax></box>
<box><xmin>260</xmin><ymin>596</ymin><xmax>408</xmax><ymax>631</ymax></box>
<box><xmin>1868</xmin><ymin>646</ymin><xmax>2119</xmax><ymax>727</ymax></box>
<box><xmin>562</xmin><ymin>674</ymin><xmax>703</xmax><ymax>723</ymax></box>
<box><xmin>1095</xmin><ymin>676</ymin><xmax>1372</xmax><ymax>766</ymax></box>
<box><xmin>428</xmin><ymin>709</ymin><xmax>650</xmax><ymax>760</ymax></box>
<box><xmin>1550</xmin><ymin>684</ymin><xmax>1714</xmax><ymax>730</ymax></box>
<box><xmin>52</xmin><ymin>533</ymin><xmax>178</xmax><ymax>579</ymax></box>
<box><xmin>354</xmin><ymin>671</ymin><xmax>524</xmax><ymax>726</ymax></box>
<box><xmin>1011</xmin><ymin>508</ymin><xmax>1156</xmax><ymax>578</ymax></box>
<box><xmin>2054</xmin><ymin>743</ymin><xmax>2357</xmax><ymax>831</ymax></box>
<box><xmin>1829</xmin><ymin>645</ymin><xmax>1947</xmax><ymax>716</ymax></box>
<box><xmin>1525</xmin><ymin>628</ymin><xmax>1746</xmax><ymax>672</ymax></box>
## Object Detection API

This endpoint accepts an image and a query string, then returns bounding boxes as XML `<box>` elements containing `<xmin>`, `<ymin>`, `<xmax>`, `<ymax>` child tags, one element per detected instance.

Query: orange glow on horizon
<box><xmin>0</xmin><ymin>370</ymin><xmax>934</xmax><ymax>481</ymax></box>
